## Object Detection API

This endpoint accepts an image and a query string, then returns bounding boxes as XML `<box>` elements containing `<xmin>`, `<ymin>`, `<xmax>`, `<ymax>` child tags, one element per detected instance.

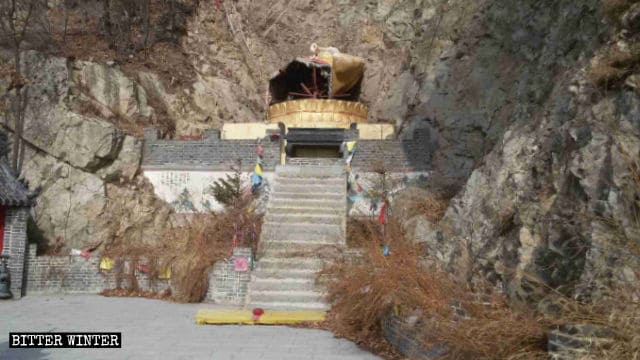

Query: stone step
<box><xmin>260</xmin><ymin>250</ymin><xmax>338</xmax><ymax>259</ymax></box>
<box><xmin>276</xmin><ymin>165</ymin><xmax>344</xmax><ymax>178</ymax></box>
<box><xmin>255</xmin><ymin>258</ymin><xmax>324</xmax><ymax>271</ymax></box>
<box><xmin>259</xmin><ymin>241</ymin><xmax>343</xmax><ymax>256</ymax></box>
<box><xmin>264</xmin><ymin>214</ymin><xmax>343</xmax><ymax>225</ymax></box>
<box><xmin>260</xmin><ymin>234</ymin><xmax>344</xmax><ymax>244</ymax></box>
<box><xmin>250</xmin><ymin>277</ymin><xmax>317</xmax><ymax>291</ymax></box>
<box><xmin>252</xmin><ymin>268</ymin><xmax>318</xmax><ymax>279</ymax></box>
<box><xmin>261</xmin><ymin>223</ymin><xmax>344</xmax><ymax>241</ymax></box>
<box><xmin>248</xmin><ymin>301</ymin><xmax>329</xmax><ymax>311</ymax></box>
<box><xmin>267</xmin><ymin>206</ymin><xmax>338</xmax><ymax>216</ymax></box>
<box><xmin>271</xmin><ymin>192</ymin><xmax>344</xmax><ymax>201</ymax></box>
<box><xmin>262</xmin><ymin>238</ymin><xmax>342</xmax><ymax>245</ymax></box>
<box><xmin>250</xmin><ymin>290</ymin><xmax>325</xmax><ymax>303</ymax></box>
<box><xmin>269</xmin><ymin>198</ymin><xmax>345</xmax><ymax>209</ymax></box>
<box><xmin>273</xmin><ymin>184</ymin><xmax>345</xmax><ymax>194</ymax></box>
<box><xmin>259</xmin><ymin>250</ymin><xmax>333</xmax><ymax>259</ymax></box>
<box><xmin>275</xmin><ymin>177</ymin><xmax>345</xmax><ymax>187</ymax></box>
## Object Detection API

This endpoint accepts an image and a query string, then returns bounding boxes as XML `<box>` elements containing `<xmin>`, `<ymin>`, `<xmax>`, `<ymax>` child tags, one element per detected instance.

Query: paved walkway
<box><xmin>0</xmin><ymin>295</ymin><xmax>380</xmax><ymax>360</ymax></box>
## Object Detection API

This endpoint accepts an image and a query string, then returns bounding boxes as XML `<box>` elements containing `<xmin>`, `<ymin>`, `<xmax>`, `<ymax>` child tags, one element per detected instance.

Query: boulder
<box><xmin>72</xmin><ymin>61</ymin><xmax>153</xmax><ymax>120</ymax></box>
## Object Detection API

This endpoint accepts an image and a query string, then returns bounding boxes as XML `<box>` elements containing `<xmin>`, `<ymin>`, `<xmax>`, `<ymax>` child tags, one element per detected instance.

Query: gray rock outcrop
<box><xmin>408</xmin><ymin>0</ymin><xmax>640</xmax><ymax>303</ymax></box>
<box><xmin>1</xmin><ymin>50</ymin><xmax>171</xmax><ymax>250</ymax></box>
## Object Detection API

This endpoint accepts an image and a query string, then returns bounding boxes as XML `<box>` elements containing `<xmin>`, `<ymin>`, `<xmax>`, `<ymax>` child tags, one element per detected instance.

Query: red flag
<box><xmin>378</xmin><ymin>202</ymin><xmax>386</xmax><ymax>225</ymax></box>
<box><xmin>137</xmin><ymin>264</ymin><xmax>150</xmax><ymax>274</ymax></box>
<box><xmin>257</xmin><ymin>143</ymin><xmax>264</xmax><ymax>157</ymax></box>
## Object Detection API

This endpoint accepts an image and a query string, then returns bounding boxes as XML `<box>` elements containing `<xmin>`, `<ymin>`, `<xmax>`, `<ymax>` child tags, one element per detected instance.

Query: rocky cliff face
<box><xmin>408</xmin><ymin>1</ymin><xmax>640</xmax><ymax>303</ymax></box>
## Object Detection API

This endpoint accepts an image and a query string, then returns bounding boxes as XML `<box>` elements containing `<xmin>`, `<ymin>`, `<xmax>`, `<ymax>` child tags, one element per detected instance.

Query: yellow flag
<box><xmin>346</xmin><ymin>141</ymin><xmax>356</xmax><ymax>152</ymax></box>
<box><xmin>99</xmin><ymin>257</ymin><xmax>114</xmax><ymax>270</ymax></box>
<box><xmin>159</xmin><ymin>267</ymin><xmax>172</xmax><ymax>280</ymax></box>
<box><xmin>254</xmin><ymin>163</ymin><xmax>263</xmax><ymax>176</ymax></box>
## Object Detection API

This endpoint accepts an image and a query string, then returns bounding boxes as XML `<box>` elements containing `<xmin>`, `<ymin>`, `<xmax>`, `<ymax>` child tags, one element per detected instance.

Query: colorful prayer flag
<box><xmin>99</xmin><ymin>257</ymin><xmax>114</xmax><ymax>270</ymax></box>
<box><xmin>159</xmin><ymin>267</ymin><xmax>172</xmax><ymax>279</ymax></box>
<box><xmin>378</xmin><ymin>202</ymin><xmax>386</xmax><ymax>225</ymax></box>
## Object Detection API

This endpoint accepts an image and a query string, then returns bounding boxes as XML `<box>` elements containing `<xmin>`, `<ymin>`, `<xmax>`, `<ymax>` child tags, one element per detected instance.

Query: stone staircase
<box><xmin>247</xmin><ymin>165</ymin><xmax>346</xmax><ymax>310</ymax></box>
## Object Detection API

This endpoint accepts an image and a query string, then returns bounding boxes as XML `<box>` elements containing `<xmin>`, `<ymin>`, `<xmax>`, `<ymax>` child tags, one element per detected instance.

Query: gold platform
<box><xmin>268</xmin><ymin>99</ymin><xmax>368</xmax><ymax>129</ymax></box>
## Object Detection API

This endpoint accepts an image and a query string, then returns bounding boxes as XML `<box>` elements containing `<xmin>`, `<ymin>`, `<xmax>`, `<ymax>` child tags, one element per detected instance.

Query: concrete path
<box><xmin>0</xmin><ymin>295</ymin><xmax>380</xmax><ymax>360</ymax></box>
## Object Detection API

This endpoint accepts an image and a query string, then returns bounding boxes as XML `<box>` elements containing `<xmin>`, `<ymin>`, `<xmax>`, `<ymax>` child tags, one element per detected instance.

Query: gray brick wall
<box><xmin>2</xmin><ymin>207</ymin><xmax>28</xmax><ymax>299</ymax></box>
<box><xmin>141</xmin><ymin>127</ymin><xmax>431</xmax><ymax>173</ymax></box>
<box><xmin>142</xmin><ymin>129</ymin><xmax>281</xmax><ymax>171</ymax></box>
<box><xmin>352</xmin><ymin>130</ymin><xmax>431</xmax><ymax>172</ymax></box>
<box><xmin>205</xmin><ymin>247</ymin><xmax>252</xmax><ymax>305</ymax></box>
<box><xmin>24</xmin><ymin>244</ymin><xmax>169</xmax><ymax>295</ymax></box>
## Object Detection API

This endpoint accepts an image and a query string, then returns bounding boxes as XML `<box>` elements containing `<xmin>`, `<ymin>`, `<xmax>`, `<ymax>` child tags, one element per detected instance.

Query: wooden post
<box><xmin>0</xmin><ymin>206</ymin><xmax>6</xmax><ymax>254</ymax></box>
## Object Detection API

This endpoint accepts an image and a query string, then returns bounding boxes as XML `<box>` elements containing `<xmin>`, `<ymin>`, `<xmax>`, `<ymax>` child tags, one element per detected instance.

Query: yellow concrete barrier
<box><xmin>195</xmin><ymin>309</ymin><xmax>326</xmax><ymax>325</ymax></box>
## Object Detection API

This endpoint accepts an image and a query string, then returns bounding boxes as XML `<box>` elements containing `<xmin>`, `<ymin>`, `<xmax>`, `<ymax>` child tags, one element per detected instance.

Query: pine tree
<box><xmin>209</xmin><ymin>164</ymin><xmax>242</xmax><ymax>206</ymax></box>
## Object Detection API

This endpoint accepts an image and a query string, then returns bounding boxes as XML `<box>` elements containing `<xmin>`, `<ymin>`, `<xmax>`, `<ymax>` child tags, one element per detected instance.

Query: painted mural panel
<box><xmin>144</xmin><ymin>170</ymin><xmax>273</xmax><ymax>213</ymax></box>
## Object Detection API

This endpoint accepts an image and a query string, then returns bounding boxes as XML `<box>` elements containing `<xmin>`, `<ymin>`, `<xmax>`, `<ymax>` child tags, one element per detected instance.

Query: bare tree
<box><xmin>143</xmin><ymin>0</ymin><xmax>151</xmax><ymax>58</ymax></box>
<box><xmin>62</xmin><ymin>0</ymin><xmax>73</xmax><ymax>43</ymax></box>
<box><xmin>0</xmin><ymin>0</ymin><xmax>45</xmax><ymax>172</ymax></box>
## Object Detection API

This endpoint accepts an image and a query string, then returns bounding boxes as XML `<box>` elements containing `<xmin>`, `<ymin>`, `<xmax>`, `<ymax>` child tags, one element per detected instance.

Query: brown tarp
<box><xmin>329</xmin><ymin>53</ymin><xmax>365</xmax><ymax>98</ymax></box>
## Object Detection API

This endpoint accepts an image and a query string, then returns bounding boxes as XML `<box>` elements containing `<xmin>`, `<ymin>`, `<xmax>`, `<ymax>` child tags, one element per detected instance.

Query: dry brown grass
<box><xmin>589</xmin><ymin>0</ymin><xmax>640</xmax><ymax>90</ymax></box>
<box><xmin>405</xmin><ymin>193</ymin><xmax>450</xmax><ymax>224</ymax></box>
<box><xmin>104</xmin><ymin>197</ymin><xmax>262</xmax><ymax>302</ymax></box>
<box><xmin>323</xmin><ymin>219</ymin><xmax>548</xmax><ymax>359</ymax></box>
<box><xmin>589</xmin><ymin>62</ymin><xmax>629</xmax><ymax>89</ymax></box>
<box><xmin>538</xmin><ymin>293</ymin><xmax>640</xmax><ymax>360</ymax></box>
<box><xmin>346</xmin><ymin>218</ymin><xmax>379</xmax><ymax>248</ymax></box>
<box><xmin>602</xmin><ymin>0</ymin><xmax>638</xmax><ymax>23</ymax></box>
<box><xmin>589</xmin><ymin>45</ymin><xmax>640</xmax><ymax>89</ymax></box>
<box><xmin>586</xmin><ymin>158</ymin><xmax>640</xmax><ymax>359</ymax></box>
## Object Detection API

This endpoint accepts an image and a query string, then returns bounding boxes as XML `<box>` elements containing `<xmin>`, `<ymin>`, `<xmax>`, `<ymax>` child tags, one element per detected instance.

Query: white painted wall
<box><xmin>144</xmin><ymin>168</ymin><xmax>427</xmax><ymax>216</ymax></box>
<box><xmin>144</xmin><ymin>170</ymin><xmax>274</xmax><ymax>213</ymax></box>
<box><xmin>348</xmin><ymin>171</ymin><xmax>430</xmax><ymax>216</ymax></box>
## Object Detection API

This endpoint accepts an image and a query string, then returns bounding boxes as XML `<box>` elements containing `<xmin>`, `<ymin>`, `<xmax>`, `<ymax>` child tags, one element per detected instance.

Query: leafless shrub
<box><xmin>323</xmin><ymin>219</ymin><xmax>548</xmax><ymax>359</ymax></box>
<box><xmin>104</xmin><ymin>195</ymin><xmax>262</xmax><ymax>303</ymax></box>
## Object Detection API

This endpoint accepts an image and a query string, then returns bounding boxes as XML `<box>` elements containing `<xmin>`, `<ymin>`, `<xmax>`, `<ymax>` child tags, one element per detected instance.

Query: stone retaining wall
<box><xmin>24</xmin><ymin>244</ymin><xmax>169</xmax><ymax>295</ymax></box>
<box><xmin>205</xmin><ymin>247</ymin><xmax>252</xmax><ymax>305</ymax></box>
<box><xmin>351</xmin><ymin>129</ymin><xmax>431</xmax><ymax>172</ymax></box>
<box><xmin>381</xmin><ymin>312</ymin><xmax>448</xmax><ymax>359</ymax></box>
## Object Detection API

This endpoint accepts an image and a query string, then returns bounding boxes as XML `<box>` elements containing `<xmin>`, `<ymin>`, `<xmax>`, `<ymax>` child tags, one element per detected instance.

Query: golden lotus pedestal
<box><xmin>268</xmin><ymin>99</ymin><xmax>368</xmax><ymax>129</ymax></box>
